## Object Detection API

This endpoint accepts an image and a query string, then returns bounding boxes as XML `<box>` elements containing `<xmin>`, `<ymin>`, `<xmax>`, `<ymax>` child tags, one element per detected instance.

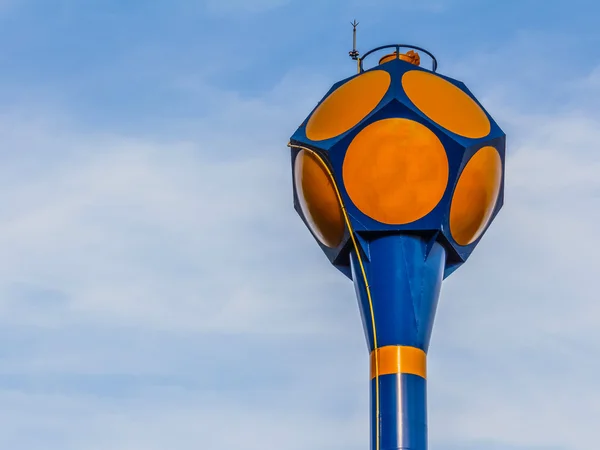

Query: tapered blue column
<box><xmin>351</xmin><ymin>234</ymin><xmax>445</xmax><ymax>450</ymax></box>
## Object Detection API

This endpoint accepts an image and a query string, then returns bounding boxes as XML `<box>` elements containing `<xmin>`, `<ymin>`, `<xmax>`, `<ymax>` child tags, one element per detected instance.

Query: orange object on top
<box><xmin>379</xmin><ymin>50</ymin><xmax>420</xmax><ymax>66</ymax></box>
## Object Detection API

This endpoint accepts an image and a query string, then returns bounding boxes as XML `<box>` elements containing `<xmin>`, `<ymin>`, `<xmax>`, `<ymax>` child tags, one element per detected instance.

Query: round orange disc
<box><xmin>342</xmin><ymin>118</ymin><xmax>449</xmax><ymax>225</ymax></box>
<box><xmin>294</xmin><ymin>150</ymin><xmax>345</xmax><ymax>247</ymax></box>
<box><xmin>449</xmin><ymin>146</ymin><xmax>502</xmax><ymax>245</ymax></box>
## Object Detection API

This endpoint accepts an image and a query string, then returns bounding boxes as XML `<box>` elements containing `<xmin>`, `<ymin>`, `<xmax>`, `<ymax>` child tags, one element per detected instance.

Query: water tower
<box><xmin>288</xmin><ymin>23</ymin><xmax>505</xmax><ymax>450</ymax></box>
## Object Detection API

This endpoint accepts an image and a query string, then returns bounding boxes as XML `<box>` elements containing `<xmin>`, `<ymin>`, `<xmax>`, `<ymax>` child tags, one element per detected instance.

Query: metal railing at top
<box><xmin>356</xmin><ymin>44</ymin><xmax>438</xmax><ymax>73</ymax></box>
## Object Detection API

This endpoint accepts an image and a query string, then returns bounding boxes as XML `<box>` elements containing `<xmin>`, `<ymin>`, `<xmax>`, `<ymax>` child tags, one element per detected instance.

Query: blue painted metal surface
<box><xmin>350</xmin><ymin>235</ymin><xmax>445</xmax><ymax>352</ymax></box>
<box><xmin>290</xmin><ymin>56</ymin><xmax>506</xmax><ymax>274</ymax></box>
<box><xmin>352</xmin><ymin>235</ymin><xmax>443</xmax><ymax>450</ymax></box>
<box><xmin>373</xmin><ymin>374</ymin><xmax>428</xmax><ymax>450</ymax></box>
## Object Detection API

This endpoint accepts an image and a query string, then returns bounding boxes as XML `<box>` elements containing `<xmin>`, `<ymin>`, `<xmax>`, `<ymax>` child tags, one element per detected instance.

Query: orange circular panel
<box><xmin>342</xmin><ymin>118</ymin><xmax>449</xmax><ymax>225</ymax></box>
<box><xmin>294</xmin><ymin>150</ymin><xmax>345</xmax><ymax>248</ymax></box>
<box><xmin>305</xmin><ymin>70</ymin><xmax>391</xmax><ymax>142</ymax></box>
<box><xmin>402</xmin><ymin>70</ymin><xmax>491</xmax><ymax>139</ymax></box>
<box><xmin>449</xmin><ymin>146</ymin><xmax>502</xmax><ymax>246</ymax></box>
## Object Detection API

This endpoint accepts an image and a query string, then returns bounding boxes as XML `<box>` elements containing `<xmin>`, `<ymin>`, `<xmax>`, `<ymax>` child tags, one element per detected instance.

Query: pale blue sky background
<box><xmin>0</xmin><ymin>0</ymin><xmax>599</xmax><ymax>449</ymax></box>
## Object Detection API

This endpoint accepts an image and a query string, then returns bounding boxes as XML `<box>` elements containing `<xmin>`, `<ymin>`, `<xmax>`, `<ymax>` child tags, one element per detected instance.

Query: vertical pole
<box><xmin>350</xmin><ymin>235</ymin><xmax>445</xmax><ymax>450</ymax></box>
<box><xmin>349</xmin><ymin>20</ymin><xmax>360</xmax><ymax>71</ymax></box>
<box><xmin>371</xmin><ymin>366</ymin><xmax>428</xmax><ymax>450</ymax></box>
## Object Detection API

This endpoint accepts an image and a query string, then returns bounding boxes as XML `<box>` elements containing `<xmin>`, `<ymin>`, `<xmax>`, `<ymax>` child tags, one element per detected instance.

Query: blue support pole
<box><xmin>351</xmin><ymin>235</ymin><xmax>445</xmax><ymax>450</ymax></box>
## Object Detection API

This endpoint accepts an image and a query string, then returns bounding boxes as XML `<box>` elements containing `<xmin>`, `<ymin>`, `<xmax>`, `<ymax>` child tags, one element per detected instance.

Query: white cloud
<box><xmin>0</xmin><ymin>82</ymin><xmax>369</xmax><ymax>448</ymax></box>
<box><xmin>0</xmin><ymin>112</ymin><xmax>355</xmax><ymax>334</ymax></box>
<box><xmin>0</xmin><ymin>388</ymin><xmax>368</xmax><ymax>450</ymax></box>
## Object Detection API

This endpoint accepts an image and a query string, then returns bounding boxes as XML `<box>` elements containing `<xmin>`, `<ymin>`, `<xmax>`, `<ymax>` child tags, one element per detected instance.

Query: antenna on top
<box><xmin>349</xmin><ymin>20</ymin><xmax>360</xmax><ymax>60</ymax></box>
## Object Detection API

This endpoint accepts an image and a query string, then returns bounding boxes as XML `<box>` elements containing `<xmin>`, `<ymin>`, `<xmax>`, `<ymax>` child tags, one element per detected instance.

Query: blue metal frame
<box><xmin>290</xmin><ymin>57</ymin><xmax>506</xmax><ymax>277</ymax></box>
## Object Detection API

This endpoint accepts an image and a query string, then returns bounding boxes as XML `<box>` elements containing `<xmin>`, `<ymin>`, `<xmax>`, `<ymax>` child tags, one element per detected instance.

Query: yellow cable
<box><xmin>288</xmin><ymin>143</ymin><xmax>380</xmax><ymax>450</ymax></box>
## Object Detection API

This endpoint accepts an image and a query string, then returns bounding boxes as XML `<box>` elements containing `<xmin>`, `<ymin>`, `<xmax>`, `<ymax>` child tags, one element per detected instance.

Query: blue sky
<box><xmin>0</xmin><ymin>0</ymin><xmax>599</xmax><ymax>449</ymax></box>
